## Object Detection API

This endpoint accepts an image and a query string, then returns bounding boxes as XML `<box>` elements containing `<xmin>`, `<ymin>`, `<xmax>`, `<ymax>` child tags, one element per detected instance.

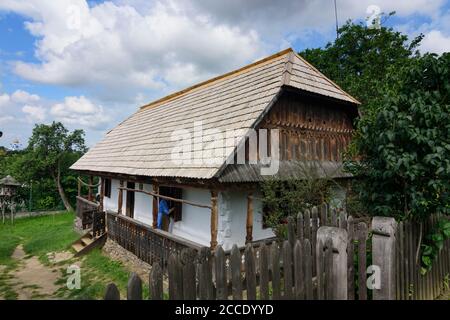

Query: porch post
<box><xmin>210</xmin><ymin>190</ymin><xmax>218</xmax><ymax>249</ymax></box>
<box><xmin>99</xmin><ymin>177</ymin><xmax>105</xmax><ymax>212</ymax></box>
<box><xmin>118</xmin><ymin>180</ymin><xmax>123</xmax><ymax>214</ymax></box>
<box><xmin>152</xmin><ymin>183</ymin><xmax>159</xmax><ymax>228</ymax></box>
<box><xmin>77</xmin><ymin>177</ymin><xmax>81</xmax><ymax>197</ymax></box>
<box><xmin>246</xmin><ymin>193</ymin><xmax>254</xmax><ymax>243</ymax></box>
<box><xmin>88</xmin><ymin>175</ymin><xmax>93</xmax><ymax>201</ymax></box>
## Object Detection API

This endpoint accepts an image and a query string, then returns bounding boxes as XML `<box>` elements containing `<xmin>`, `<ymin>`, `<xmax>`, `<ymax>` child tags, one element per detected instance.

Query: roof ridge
<box><xmin>140</xmin><ymin>48</ymin><xmax>294</xmax><ymax>111</ymax></box>
<box><xmin>292</xmin><ymin>51</ymin><xmax>361</xmax><ymax>105</ymax></box>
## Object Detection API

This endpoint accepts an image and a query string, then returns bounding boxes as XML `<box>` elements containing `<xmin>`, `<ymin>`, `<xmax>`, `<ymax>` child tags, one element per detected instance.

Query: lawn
<box><xmin>0</xmin><ymin>212</ymin><xmax>139</xmax><ymax>300</ymax></box>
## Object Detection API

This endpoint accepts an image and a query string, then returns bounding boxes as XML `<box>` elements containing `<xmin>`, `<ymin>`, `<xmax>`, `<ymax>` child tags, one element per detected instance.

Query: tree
<box><xmin>25</xmin><ymin>122</ymin><xmax>87</xmax><ymax>211</ymax></box>
<box><xmin>347</xmin><ymin>53</ymin><xmax>450</xmax><ymax>220</ymax></box>
<box><xmin>300</xmin><ymin>14</ymin><xmax>422</xmax><ymax>113</ymax></box>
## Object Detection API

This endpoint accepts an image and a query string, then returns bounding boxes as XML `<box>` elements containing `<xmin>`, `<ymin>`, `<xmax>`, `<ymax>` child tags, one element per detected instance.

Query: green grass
<box><xmin>0</xmin><ymin>212</ymin><xmax>79</xmax><ymax>264</ymax></box>
<box><xmin>56</xmin><ymin>248</ymin><xmax>147</xmax><ymax>300</ymax></box>
<box><xmin>0</xmin><ymin>212</ymin><xmax>144</xmax><ymax>300</ymax></box>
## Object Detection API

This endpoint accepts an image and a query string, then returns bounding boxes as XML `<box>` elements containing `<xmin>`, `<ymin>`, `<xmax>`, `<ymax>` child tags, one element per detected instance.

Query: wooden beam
<box><xmin>246</xmin><ymin>193</ymin><xmax>254</xmax><ymax>243</ymax></box>
<box><xmin>152</xmin><ymin>183</ymin><xmax>159</xmax><ymax>228</ymax></box>
<box><xmin>117</xmin><ymin>187</ymin><xmax>212</xmax><ymax>209</ymax></box>
<box><xmin>210</xmin><ymin>190</ymin><xmax>218</xmax><ymax>249</ymax></box>
<box><xmin>118</xmin><ymin>180</ymin><xmax>124</xmax><ymax>214</ymax></box>
<box><xmin>88</xmin><ymin>176</ymin><xmax>93</xmax><ymax>201</ymax></box>
<box><xmin>77</xmin><ymin>177</ymin><xmax>81</xmax><ymax>197</ymax></box>
<box><xmin>99</xmin><ymin>178</ymin><xmax>105</xmax><ymax>212</ymax></box>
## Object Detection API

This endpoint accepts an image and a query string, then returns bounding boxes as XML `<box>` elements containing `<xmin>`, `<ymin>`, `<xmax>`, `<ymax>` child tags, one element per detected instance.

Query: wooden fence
<box><xmin>106</xmin><ymin>211</ymin><xmax>203</xmax><ymax>268</ymax></box>
<box><xmin>105</xmin><ymin>238</ymin><xmax>336</xmax><ymax>300</ymax></box>
<box><xmin>76</xmin><ymin>196</ymin><xmax>99</xmax><ymax>230</ymax></box>
<box><xmin>395</xmin><ymin>214</ymin><xmax>450</xmax><ymax>300</ymax></box>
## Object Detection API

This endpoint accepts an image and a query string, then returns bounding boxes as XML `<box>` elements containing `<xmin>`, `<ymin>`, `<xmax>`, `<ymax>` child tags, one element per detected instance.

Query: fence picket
<box><xmin>230</xmin><ymin>244</ymin><xmax>243</xmax><ymax>300</ymax></box>
<box><xmin>325</xmin><ymin>238</ymin><xmax>333</xmax><ymax>300</ymax></box>
<box><xmin>357</xmin><ymin>223</ymin><xmax>368</xmax><ymax>300</ymax></box>
<box><xmin>297</xmin><ymin>212</ymin><xmax>304</xmax><ymax>242</ymax></box>
<box><xmin>271</xmin><ymin>242</ymin><xmax>281</xmax><ymax>300</ymax></box>
<box><xmin>181</xmin><ymin>248</ymin><xmax>196</xmax><ymax>300</ymax></box>
<box><xmin>347</xmin><ymin>216</ymin><xmax>355</xmax><ymax>300</ymax></box>
<box><xmin>150</xmin><ymin>263</ymin><xmax>163</xmax><ymax>300</ymax></box>
<box><xmin>282</xmin><ymin>240</ymin><xmax>293</xmax><ymax>299</ymax></box>
<box><xmin>294</xmin><ymin>240</ymin><xmax>304</xmax><ymax>300</ymax></box>
<box><xmin>104</xmin><ymin>283</ymin><xmax>120</xmax><ymax>300</ymax></box>
<box><xmin>304</xmin><ymin>239</ymin><xmax>313</xmax><ymax>299</ymax></box>
<box><xmin>215</xmin><ymin>246</ymin><xmax>227</xmax><ymax>300</ymax></box>
<box><xmin>245</xmin><ymin>244</ymin><xmax>257</xmax><ymax>300</ymax></box>
<box><xmin>127</xmin><ymin>272</ymin><xmax>143</xmax><ymax>300</ymax></box>
<box><xmin>259</xmin><ymin>243</ymin><xmax>270</xmax><ymax>300</ymax></box>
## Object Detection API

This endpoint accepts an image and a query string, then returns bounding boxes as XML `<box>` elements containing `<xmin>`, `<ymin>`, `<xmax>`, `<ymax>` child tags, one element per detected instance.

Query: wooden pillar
<box><xmin>210</xmin><ymin>190</ymin><xmax>218</xmax><ymax>249</ymax></box>
<box><xmin>118</xmin><ymin>180</ymin><xmax>124</xmax><ymax>214</ymax></box>
<box><xmin>246</xmin><ymin>193</ymin><xmax>254</xmax><ymax>243</ymax></box>
<box><xmin>77</xmin><ymin>178</ymin><xmax>81</xmax><ymax>197</ymax></box>
<box><xmin>99</xmin><ymin>177</ymin><xmax>105</xmax><ymax>212</ymax></box>
<box><xmin>152</xmin><ymin>183</ymin><xmax>159</xmax><ymax>228</ymax></box>
<box><xmin>88</xmin><ymin>175</ymin><xmax>93</xmax><ymax>201</ymax></box>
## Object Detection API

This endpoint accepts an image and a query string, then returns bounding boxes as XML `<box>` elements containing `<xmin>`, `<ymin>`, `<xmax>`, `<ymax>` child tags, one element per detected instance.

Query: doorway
<box><xmin>126</xmin><ymin>182</ymin><xmax>135</xmax><ymax>218</ymax></box>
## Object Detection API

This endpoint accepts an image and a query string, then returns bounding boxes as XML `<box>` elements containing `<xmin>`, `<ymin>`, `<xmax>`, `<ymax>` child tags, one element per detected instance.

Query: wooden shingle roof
<box><xmin>71</xmin><ymin>48</ymin><xmax>359</xmax><ymax>179</ymax></box>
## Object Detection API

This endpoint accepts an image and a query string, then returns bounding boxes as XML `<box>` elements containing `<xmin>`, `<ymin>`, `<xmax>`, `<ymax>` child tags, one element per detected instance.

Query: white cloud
<box><xmin>0</xmin><ymin>93</ymin><xmax>11</xmax><ymax>109</ymax></box>
<box><xmin>11</xmin><ymin>89</ymin><xmax>40</xmax><ymax>104</ymax></box>
<box><xmin>0</xmin><ymin>0</ymin><xmax>263</xmax><ymax>102</ymax></box>
<box><xmin>22</xmin><ymin>104</ymin><xmax>46</xmax><ymax>122</ymax></box>
<box><xmin>421</xmin><ymin>30</ymin><xmax>450</xmax><ymax>54</ymax></box>
<box><xmin>50</xmin><ymin>95</ymin><xmax>111</xmax><ymax>130</ymax></box>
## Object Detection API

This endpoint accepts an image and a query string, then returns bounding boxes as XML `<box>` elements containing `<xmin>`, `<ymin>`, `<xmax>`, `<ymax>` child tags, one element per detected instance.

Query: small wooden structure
<box><xmin>0</xmin><ymin>175</ymin><xmax>21</xmax><ymax>224</ymax></box>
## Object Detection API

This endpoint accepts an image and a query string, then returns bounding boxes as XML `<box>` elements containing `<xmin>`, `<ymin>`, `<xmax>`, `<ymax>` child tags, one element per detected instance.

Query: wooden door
<box><xmin>126</xmin><ymin>182</ymin><xmax>135</xmax><ymax>218</ymax></box>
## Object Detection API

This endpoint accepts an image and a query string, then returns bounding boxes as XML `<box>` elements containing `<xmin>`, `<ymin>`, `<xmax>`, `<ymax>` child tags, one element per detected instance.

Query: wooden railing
<box><xmin>106</xmin><ymin>211</ymin><xmax>203</xmax><ymax>268</ymax></box>
<box><xmin>76</xmin><ymin>196</ymin><xmax>100</xmax><ymax>230</ymax></box>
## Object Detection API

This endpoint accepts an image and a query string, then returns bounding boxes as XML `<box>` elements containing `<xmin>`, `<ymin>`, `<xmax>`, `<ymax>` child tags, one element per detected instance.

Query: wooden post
<box><xmin>210</xmin><ymin>190</ymin><xmax>218</xmax><ymax>249</ymax></box>
<box><xmin>88</xmin><ymin>175</ymin><xmax>93</xmax><ymax>201</ymax></box>
<box><xmin>246</xmin><ymin>193</ymin><xmax>254</xmax><ymax>243</ymax></box>
<box><xmin>118</xmin><ymin>180</ymin><xmax>124</xmax><ymax>214</ymax></box>
<box><xmin>99</xmin><ymin>177</ymin><xmax>105</xmax><ymax>212</ymax></box>
<box><xmin>372</xmin><ymin>216</ymin><xmax>397</xmax><ymax>300</ymax></box>
<box><xmin>152</xmin><ymin>183</ymin><xmax>159</xmax><ymax>228</ymax></box>
<box><xmin>316</xmin><ymin>226</ymin><xmax>348</xmax><ymax>299</ymax></box>
<box><xmin>77</xmin><ymin>178</ymin><xmax>81</xmax><ymax>197</ymax></box>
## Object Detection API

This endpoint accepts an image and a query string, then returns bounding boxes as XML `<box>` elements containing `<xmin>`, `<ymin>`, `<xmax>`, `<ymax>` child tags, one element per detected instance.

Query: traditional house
<box><xmin>71</xmin><ymin>48</ymin><xmax>359</xmax><ymax>258</ymax></box>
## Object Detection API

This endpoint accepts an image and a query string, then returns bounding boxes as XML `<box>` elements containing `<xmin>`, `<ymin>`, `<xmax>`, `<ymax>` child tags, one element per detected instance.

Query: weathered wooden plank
<box><xmin>104</xmin><ymin>283</ymin><xmax>120</xmax><ymax>300</ymax></box>
<box><xmin>297</xmin><ymin>212</ymin><xmax>304</xmax><ymax>242</ymax></box>
<box><xmin>325</xmin><ymin>238</ymin><xmax>333</xmax><ymax>300</ymax></box>
<box><xmin>127</xmin><ymin>272</ymin><xmax>143</xmax><ymax>300</ymax></box>
<box><xmin>282</xmin><ymin>241</ymin><xmax>293</xmax><ymax>299</ymax></box>
<box><xmin>271</xmin><ymin>242</ymin><xmax>281</xmax><ymax>300</ymax></box>
<box><xmin>398</xmin><ymin>221</ymin><xmax>405</xmax><ymax>300</ymax></box>
<box><xmin>168</xmin><ymin>253</ymin><xmax>181</xmax><ymax>299</ymax></box>
<box><xmin>294</xmin><ymin>240</ymin><xmax>304</xmax><ymax>299</ymax></box>
<box><xmin>259</xmin><ymin>243</ymin><xmax>270</xmax><ymax>300</ymax></box>
<box><xmin>357</xmin><ymin>222</ymin><xmax>368</xmax><ymax>300</ymax></box>
<box><xmin>230</xmin><ymin>244</ymin><xmax>243</xmax><ymax>300</ymax></box>
<box><xmin>304</xmin><ymin>239</ymin><xmax>313</xmax><ymax>299</ymax></box>
<box><xmin>245</xmin><ymin>244</ymin><xmax>257</xmax><ymax>300</ymax></box>
<box><xmin>150</xmin><ymin>263</ymin><xmax>163</xmax><ymax>300</ymax></box>
<box><xmin>246</xmin><ymin>194</ymin><xmax>254</xmax><ymax>243</ymax></box>
<box><xmin>287</xmin><ymin>216</ymin><xmax>296</xmax><ymax>249</ymax></box>
<box><xmin>215</xmin><ymin>246</ymin><xmax>227</xmax><ymax>300</ymax></box>
<box><xmin>320</xmin><ymin>203</ymin><xmax>328</xmax><ymax>226</ymax></box>
<box><xmin>347</xmin><ymin>216</ymin><xmax>355</xmax><ymax>300</ymax></box>
<box><xmin>316</xmin><ymin>238</ymin><xmax>324</xmax><ymax>300</ymax></box>
<box><xmin>210</xmin><ymin>191</ymin><xmax>218</xmax><ymax>249</ymax></box>
<box><xmin>198</xmin><ymin>247</ymin><xmax>214</xmax><ymax>300</ymax></box>
<box><xmin>311</xmin><ymin>207</ymin><xmax>319</xmax><ymax>274</ymax></box>
<box><xmin>181</xmin><ymin>249</ymin><xmax>196</xmax><ymax>300</ymax></box>
<box><xmin>304</xmin><ymin>210</ymin><xmax>311</xmax><ymax>241</ymax></box>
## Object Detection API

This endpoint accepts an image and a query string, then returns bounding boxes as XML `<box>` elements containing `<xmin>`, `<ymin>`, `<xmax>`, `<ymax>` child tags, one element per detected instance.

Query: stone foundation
<box><xmin>102</xmin><ymin>238</ymin><xmax>154</xmax><ymax>283</ymax></box>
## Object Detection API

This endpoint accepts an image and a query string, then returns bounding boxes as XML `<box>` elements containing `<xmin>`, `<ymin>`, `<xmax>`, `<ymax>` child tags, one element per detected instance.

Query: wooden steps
<box><xmin>71</xmin><ymin>231</ymin><xmax>107</xmax><ymax>257</ymax></box>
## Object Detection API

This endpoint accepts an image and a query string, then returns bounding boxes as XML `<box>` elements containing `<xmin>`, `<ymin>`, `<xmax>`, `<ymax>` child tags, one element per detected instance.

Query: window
<box><xmin>159</xmin><ymin>186</ymin><xmax>183</xmax><ymax>222</ymax></box>
<box><xmin>104</xmin><ymin>178</ymin><xmax>112</xmax><ymax>198</ymax></box>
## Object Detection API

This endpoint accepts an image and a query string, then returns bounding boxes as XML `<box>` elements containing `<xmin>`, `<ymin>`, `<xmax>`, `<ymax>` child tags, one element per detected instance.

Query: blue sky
<box><xmin>0</xmin><ymin>0</ymin><xmax>449</xmax><ymax>149</ymax></box>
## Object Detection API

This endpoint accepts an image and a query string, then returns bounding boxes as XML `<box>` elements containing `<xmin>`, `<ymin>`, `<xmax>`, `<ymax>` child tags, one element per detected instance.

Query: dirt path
<box><xmin>3</xmin><ymin>245</ymin><xmax>68</xmax><ymax>299</ymax></box>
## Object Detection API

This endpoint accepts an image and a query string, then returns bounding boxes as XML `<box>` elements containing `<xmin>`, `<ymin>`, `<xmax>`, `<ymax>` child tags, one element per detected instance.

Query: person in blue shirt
<box><xmin>157</xmin><ymin>199</ymin><xmax>174</xmax><ymax>230</ymax></box>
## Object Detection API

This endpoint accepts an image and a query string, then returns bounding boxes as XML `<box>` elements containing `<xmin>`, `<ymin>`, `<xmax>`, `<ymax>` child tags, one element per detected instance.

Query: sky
<box><xmin>0</xmin><ymin>0</ymin><xmax>449</xmax><ymax>148</ymax></box>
